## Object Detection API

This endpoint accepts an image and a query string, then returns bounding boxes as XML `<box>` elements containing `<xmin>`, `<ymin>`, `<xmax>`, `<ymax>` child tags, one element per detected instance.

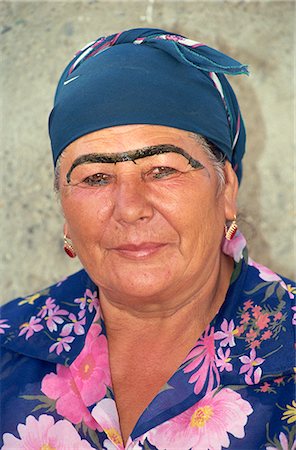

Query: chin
<box><xmin>78</xmin><ymin>247</ymin><xmax>184</xmax><ymax>300</ymax></box>
<box><xmin>93</xmin><ymin>266</ymin><xmax>177</xmax><ymax>301</ymax></box>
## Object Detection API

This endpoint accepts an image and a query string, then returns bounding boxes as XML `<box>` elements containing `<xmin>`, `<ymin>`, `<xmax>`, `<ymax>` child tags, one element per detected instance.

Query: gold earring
<box><xmin>224</xmin><ymin>215</ymin><xmax>238</xmax><ymax>241</ymax></box>
<box><xmin>63</xmin><ymin>235</ymin><xmax>76</xmax><ymax>258</ymax></box>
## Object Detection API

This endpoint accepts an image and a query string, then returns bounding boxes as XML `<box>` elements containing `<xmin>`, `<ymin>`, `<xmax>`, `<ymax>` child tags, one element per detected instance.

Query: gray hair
<box><xmin>54</xmin><ymin>156</ymin><xmax>62</xmax><ymax>192</ymax></box>
<box><xmin>190</xmin><ymin>133</ymin><xmax>226</xmax><ymax>193</ymax></box>
<box><xmin>54</xmin><ymin>133</ymin><xmax>226</xmax><ymax>192</ymax></box>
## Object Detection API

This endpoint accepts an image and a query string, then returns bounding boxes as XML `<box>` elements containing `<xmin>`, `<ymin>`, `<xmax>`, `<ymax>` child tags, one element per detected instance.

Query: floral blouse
<box><xmin>1</xmin><ymin>233</ymin><xmax>295</xmax><ymax>450</ymax></box>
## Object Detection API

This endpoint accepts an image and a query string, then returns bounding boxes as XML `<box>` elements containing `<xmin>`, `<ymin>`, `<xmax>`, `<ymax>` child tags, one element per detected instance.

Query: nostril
<box><xmin>113</xmin><ymin>194</ymin><xmax>154</xmax><ymax>224</ymax></box>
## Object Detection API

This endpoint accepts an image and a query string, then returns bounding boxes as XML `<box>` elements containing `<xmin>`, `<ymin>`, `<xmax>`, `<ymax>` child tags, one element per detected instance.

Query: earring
<box><xmin>63</xmin><ymin>235</ymin><xmax>76</xmax><ymax>258</ymax></box>
<box><xmin>224</xmin><ymin>215</ymin><xmax>238</xmax><ymax>241</ymax></box>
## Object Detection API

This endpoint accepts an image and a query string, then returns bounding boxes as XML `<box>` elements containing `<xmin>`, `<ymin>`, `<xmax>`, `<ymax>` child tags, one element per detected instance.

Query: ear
<box><xmin>223</xmin><ymin>161</ymin><xmax>239</xmax><ymax>220</ymax></box>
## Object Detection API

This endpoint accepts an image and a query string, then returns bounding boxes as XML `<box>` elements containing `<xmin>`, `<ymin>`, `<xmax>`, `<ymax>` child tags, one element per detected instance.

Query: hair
<box><xmin>54</xmin><ymin>133</ymin><xmax>226</xmax><ymax>193</ymax></box>
<box><xmin>190</xmin><ymin>133</ymin><xmax>226</xmax><ymax>193</ymax></box>
<box><xmin>54</xmin><ymin>155</ymin><xmax>62</xmax><ymax>192</ymax></box>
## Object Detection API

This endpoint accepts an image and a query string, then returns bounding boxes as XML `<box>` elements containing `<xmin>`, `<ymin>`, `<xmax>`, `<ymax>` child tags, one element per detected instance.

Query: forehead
<box><xmin>61</xmin><ymin>125</ymin><xmax>204</xmax><ymax>162</ymax></box>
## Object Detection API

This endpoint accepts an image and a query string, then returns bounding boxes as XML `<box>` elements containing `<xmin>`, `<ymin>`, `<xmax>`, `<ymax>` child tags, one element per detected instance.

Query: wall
<box><xmin>1</xmin><ymin>0</ymin><xmax>295</xmax><ymax>304</ymax></box>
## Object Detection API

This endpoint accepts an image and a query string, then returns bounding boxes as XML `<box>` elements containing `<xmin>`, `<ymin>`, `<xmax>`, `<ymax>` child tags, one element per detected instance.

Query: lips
<box><xmin>111</xmin><ymin>242</ymin><xmax>167</xmax><ymax>259</ymax></box>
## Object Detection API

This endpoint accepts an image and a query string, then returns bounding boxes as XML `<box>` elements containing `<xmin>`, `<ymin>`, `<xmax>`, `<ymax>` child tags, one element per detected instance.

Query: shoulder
<box><xmin>213</xmin><ymin>256</ymin><xmax>295</xmax><ymax>396</ymax></box>
<box><xmin>245</xmin><ymin>257</ymin><xmax>295</xmax><ymax>310</ymax></box>
<box><xmin>0</xmin><ymin>270</ymin><xmax>99</xmax><ymax>364</ymax></box>
<box><xmin>1</xmin><ymin>269</ymin><xmax>90</xmax><ymax>325</ymax></box>
<box><xmin>234</xmin><ymin>257</ymin><xmax>295</xmax><ymax>372</ymax></box>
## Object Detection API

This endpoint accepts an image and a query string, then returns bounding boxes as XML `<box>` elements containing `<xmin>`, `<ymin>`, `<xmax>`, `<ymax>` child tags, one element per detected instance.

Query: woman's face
<box><xmin>60</xmin><ymin>125</ymin><xmax>238</xmax><ymax>304</ymax></box>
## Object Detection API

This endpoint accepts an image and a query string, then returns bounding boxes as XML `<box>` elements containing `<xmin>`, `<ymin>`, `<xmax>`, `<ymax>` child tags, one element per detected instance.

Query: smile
<box><xmin>111</xmin><ymin>242</ymin><xmax>168</xmax><ymax>259</ymax></box>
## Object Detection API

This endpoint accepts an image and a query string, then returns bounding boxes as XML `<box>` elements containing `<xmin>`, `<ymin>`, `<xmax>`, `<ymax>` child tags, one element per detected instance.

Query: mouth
<box><xmin>111</xmin><ymin>242</ymin><xmax>168</xmax><ymax>259</ymax></box>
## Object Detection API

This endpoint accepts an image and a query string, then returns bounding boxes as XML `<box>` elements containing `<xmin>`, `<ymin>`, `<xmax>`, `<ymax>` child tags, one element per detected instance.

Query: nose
<box><xmin>112</xmin><ymin>176</ymin><xmax>154</xmax><ymax>224</ymax></box>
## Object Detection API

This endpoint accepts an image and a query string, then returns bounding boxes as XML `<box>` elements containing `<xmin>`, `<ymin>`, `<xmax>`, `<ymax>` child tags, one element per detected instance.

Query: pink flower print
<box><xmin>0</xmin><ymin>319</ymin><xmax>10</xmax><ymax>334</ymax></box>
<box><xmin>85</xmin><ymin>288</ymin><xmax>99</xmax><ymax>313</ymax></box>
<box><xmin>70</xmin><ymin>323</ymin><xmax>111</xmax><ymax>406</ymax></box>
<box><xmin>214</xmin><ymin>319</ymin><xmax>237</xmax><ymax>347</ymax></box>
<box><xmin>239</xmin><ymin>349</ymin><xmax>264</xmax><ymax>376</ymax></box>
<box><xmin>42</xmin><ymin>365</ymin><xmax>98</xmax><ymax>429</ymax></box>
<box><xmin>246</xmin><ymin>328</ymin><xmax>258</xmax><ymax>342</ymax></box>
<box><xmin>61</xmin><ymin>310</ymin><xmax>86</xmax><ymax>336</ymax></box>
<box><xmin>240</xmin><ymin>312</ymin><xmax>250</xmax><ymax>324</ymax></box>
<box><xmin>248</xmin><ymin>258</ymin><xmax>281</xmax><ymax>282</ymax></box>
<box><xmin>256</xmin><ymin>313</ymin><xmax>270</xmax><ymax>330</ymax></box>
<box><xmin>18</xmin><ymin>316</ymin><xmax>43</xmax><ymax>340</ymax></box>
<box><xmin>267</xmin><ymin>432</ymin><xmax>296</xmax><ymax>450</ymax></box>
<box><xmin>249</xmin><ymin>339</ymin><xmax>261</xmax><ymax>349</ymax></box>
<box><xmin>249</xmin><ymin>261</ymin><xmax>294</xmax><ymax>299</ymax></box>
<box><xmin>245</xmin><ymin>367</ymin><xmax>262</xmax><ymax>385</ymax></box>
<box><xmin>102</xmin><ymin>439</ymin><xmax>143</xmax><ymax>450</ymax></box>
<box><xmin>49</xmin><ymin>327</ymin><xmax>75</xmax><ymax>355</ymax></box>
<box><xmin>261</xmin><ymin>330</ymin><xmax>272</xmax><ymax>340</ymax></box>
<box><xmin>236</xmin><ymin>325</ymin><xmax>245</xmax><ymax>336</ymax></box>
<box><xmin>274</xmin><ymin>376</ymin><xmax>285</xmax><ymax>385</ymax></box>
<box><xmin>260</xmin><ymin>382</ymin><xmax>271</xmax><ymax>393</ymax></box>
<box><xmin>243</xmin><ymin>300</ymin><xmax>253</xmax><ymax>311</ymax></box>
<box><xmin>91</xmin><ymin>399</ymin><xmax>124</xmax><ymax>449</ymax></box>
<box><xmin>216</xmin><ymin>347</ymin><xmax>233</xmax><ymax>372</ymax></box>
<box><xmin>239</xmin><ymin>349</ymin><xmax>264</xmax><ymax>384</ymax></box>
<box><xmin>222</xmin><ymin>230</ymin><xmax>246</xmax><ymax>262</ymax></box>
<box><xmin>45</xmin><ymin>305</ymin><xmax>69</xmax><ymax>332</ymax></box>
<box><xmin>37</xmin><ymin>297</ymin><xmax>56</xmax><ymax>319</ymax></box>
<box><xmin>103</xmin><ymin>440</ymin><xmax>124</xmax><ymax>450</ymax></box>
<box><xmin>145</xmin><ymin>388</ymin><xmax>253</xmax><ymax>450</ymax></box>
<box><xmin>93</xmin><ymin>399</ymin><xmax>142</xmax><ymax>449</ymax></box>
<box><xmin>183</xmin><ymin>326</ymin><xmax>220</xmax><ymax>396</ymax></box>
<box><xmin>274</xmin><ymin>311</ymin><xmax>283</xmax><ymax>321</ymax></box>
<box><xmin>292</xmin><ymin>306</ymin><xmax>296</xmax><ymax>325</ymax></box>
<box><xmin>74</xmin><ymin>295</ymin><xmax>87</xmax><ymax>309</ymax></box>
<box><xmin>1</xmin><ymin>414</ymin><xmax>96</xmax><ymax>449</ymax></box>
<box><xmin>251</xmin><ymin>305</ymin><xmax>262</xmax><ymax>319</ymax></box>
<box><xmin>74</xmin><ymin>289</ymin><xmax>99</xmax><ymax>312</ymax></box>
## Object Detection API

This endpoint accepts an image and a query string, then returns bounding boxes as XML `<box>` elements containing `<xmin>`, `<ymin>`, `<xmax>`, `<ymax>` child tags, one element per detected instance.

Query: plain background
<box><xmin>1</xmin><ymin>0</ymin><xmax>295</xmax><ymax>304</ymax></box>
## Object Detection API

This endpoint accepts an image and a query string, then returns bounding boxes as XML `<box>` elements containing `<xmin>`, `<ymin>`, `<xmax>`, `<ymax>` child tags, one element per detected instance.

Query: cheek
<box><xmin>173</xmin><ymin>184</ymin><xmax>225</xmax><ymax>246</ymax></box>
<box><xmin>61</xmin><ymin>190</ymin><xmax>114</xmax><ymax>240</ymax></box>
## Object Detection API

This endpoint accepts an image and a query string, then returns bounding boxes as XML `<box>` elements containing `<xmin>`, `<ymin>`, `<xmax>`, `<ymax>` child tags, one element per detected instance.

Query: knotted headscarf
<box><xmin>49</xmin><ymin>28</ymin><xmax>248</xmax><ymax>182</ymax></box>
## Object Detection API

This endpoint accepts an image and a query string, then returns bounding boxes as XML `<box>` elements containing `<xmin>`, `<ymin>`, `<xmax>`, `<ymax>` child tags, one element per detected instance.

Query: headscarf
<box><xmin>49</xmin><ymin>28</ymin><xmax>248</xmax><ymax>182</ymax></box>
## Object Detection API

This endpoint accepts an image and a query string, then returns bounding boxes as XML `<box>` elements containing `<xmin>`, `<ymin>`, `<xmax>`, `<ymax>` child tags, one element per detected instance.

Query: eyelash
<box><xmin>81</xmin><ymin>166</ymin><xmax>180</xmax><ymax>186</ymax></box>
<box><xmin>82</xmin><ymin>173</ymin><xmax>113</xmax><ymax>186</ymax></box>
<box><xmin>148</xmin><ymin>166</ymin><xmax>179</xmax><ymax>179</ymax></box>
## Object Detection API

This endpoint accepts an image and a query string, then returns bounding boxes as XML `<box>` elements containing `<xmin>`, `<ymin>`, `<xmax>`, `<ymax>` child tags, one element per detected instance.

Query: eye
<box><xmin>81</xmin><ymin>173</ymin><xmax>113</xmax><ymax>186</ymax></box>
<box><xmin>149</xmin><ymin>166</ymin><xmax>179</xmax><ymax>179</ymax></box>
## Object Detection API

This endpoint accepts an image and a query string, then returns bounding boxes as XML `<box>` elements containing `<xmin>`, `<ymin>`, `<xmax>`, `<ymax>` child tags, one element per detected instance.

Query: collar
<box><xmin>0</xmin><ymin>269</ymin><xmax>98</xmax><ymax>365</ymax></box>
<box><xmin>1</xmin><ymin>233</ymin><xmax>294</xmax><ymax>376</ymax></box>
<box><xmin>1</xmin><ymin>239</ymin><xmax>295</xmax><ymax>441</ymax></box>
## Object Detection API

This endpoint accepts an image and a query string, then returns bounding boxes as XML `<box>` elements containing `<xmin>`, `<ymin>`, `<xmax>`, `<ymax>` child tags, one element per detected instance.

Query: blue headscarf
<box><xmin>49</xmin><ymin>28</ymin><xmax>248</xmax><ymax>182</ymax></box>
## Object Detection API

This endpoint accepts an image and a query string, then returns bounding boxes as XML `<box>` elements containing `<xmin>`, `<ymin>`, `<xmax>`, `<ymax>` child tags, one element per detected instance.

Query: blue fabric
<box><xmin>49</xmin><ymin>28</ymin><xmax>248</xmax><ymax>183</ymax></box>
<box><xmin>1</xmin><ymin>250</ymin><xmax>295</xmax><ymax>448</ymax></box>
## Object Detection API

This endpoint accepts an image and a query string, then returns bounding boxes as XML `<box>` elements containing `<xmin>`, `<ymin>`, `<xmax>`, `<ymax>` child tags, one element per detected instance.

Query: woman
<box><xmin>1</xmin><ymin>28</ymin><xmax>295</xmax><ymax>450</ymax></box>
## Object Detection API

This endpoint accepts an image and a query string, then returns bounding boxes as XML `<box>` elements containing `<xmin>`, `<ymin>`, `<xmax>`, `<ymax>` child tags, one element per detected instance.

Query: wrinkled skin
<box><xmin>60</xmin><ymin>125</ymin><xmax>238</xmax><ymax>310</ymax></box>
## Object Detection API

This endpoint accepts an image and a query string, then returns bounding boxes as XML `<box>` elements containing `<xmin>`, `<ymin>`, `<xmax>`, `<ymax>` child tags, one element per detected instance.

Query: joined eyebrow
<box><xmin>66</xmin><ymin>144</ymin><xmax>205</xmax><ymax>184</ymax></box>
